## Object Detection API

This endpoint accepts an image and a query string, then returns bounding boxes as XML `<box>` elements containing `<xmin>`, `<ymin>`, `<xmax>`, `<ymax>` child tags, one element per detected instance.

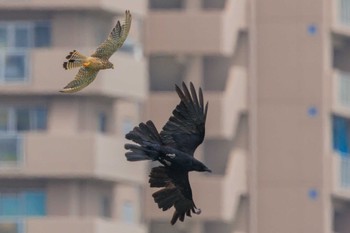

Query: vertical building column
<box><xmin>48</xmin><ymin>98</ymin><xmax>80</xmax><ymax>134</ymax></box>
<box><xmin>250</xmin><ymin>0</ymin><xmax>332</xmax><ymax>232</ymax></box>
<box><xmin>46</xmin><ymin>181</ymin><xmax>81</xmax><ymax>216</ymax></box>
<box><xmin>113</xmin><ymin>184</ymin><xmax>142</xmax><ymax>224</ymax></box>
<box><xmin>184</xmin><ymin>56</ymin><xmax>203</xmax><ymax>88</ymax></box>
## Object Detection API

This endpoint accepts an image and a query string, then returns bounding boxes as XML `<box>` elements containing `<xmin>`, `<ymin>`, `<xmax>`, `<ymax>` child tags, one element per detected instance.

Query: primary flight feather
<box><xmin>124</xmin><ymin>82</ymin><xmax>211</xmax><ymax>225</ymax></box>
<box><xmin>60</xmin><ymin>10</ymin><xmax>132</xmax><ymax>93</ymax></box>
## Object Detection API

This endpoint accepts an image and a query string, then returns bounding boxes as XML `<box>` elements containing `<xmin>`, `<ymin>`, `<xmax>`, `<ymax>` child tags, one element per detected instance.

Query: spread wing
<box><xmin>149</xmin><ymin>166</ymin><xmax>201</xmax><ymax>225</ymax></box>
<box><xmin>91</xmin><ymin>10</ymin><xmax>132</xmax><ymax>59</ymax></box>
<box><xmin>60</xmin><ymin>67</ymin><xmax>99</xmax><ymax>93</ymax></box>
<box><xmin>160</xmin><ymin>82</ymin><xmax>208</xmax><ymax>155</ymax></box>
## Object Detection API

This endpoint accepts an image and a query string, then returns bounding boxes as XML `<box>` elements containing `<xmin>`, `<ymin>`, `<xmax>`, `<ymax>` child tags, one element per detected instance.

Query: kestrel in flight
<box><xmin>60</xmin><ymin>10</ymin><xmax>132</xmax><ymax>93</ymax></box>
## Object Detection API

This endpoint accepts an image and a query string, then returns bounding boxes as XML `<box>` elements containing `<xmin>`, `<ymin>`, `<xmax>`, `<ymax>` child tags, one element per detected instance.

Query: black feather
<box><xmin>124</xmin><ymin>83</ymin><xmax>210</xmax><ymax>225</ymax></box>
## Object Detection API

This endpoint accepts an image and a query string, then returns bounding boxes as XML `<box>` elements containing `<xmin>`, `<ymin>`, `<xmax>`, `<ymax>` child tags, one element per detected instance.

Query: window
<box><xmin>0</xmin><ymin>221</ymin><xmax>24</xmax><ymax>233</ymax></box>
<box><xmin>149</xmin><ymin>0</ymin><xmax>184</xmax><ymax>9</ymax></box>
<box><xmin>0</xmin><ymin>191</ymin><xmax>46</xmax><ymax>217</ymax></box>
<box><xmin>121</xmin><ymin>201</ymin><xmax>135</xmax><ymax>223</ymax></box>
<box><xmin>0</xmin><ymin>21</ymin><xmax>51</xmax><ymax>83</ymax></box>
<box><xmin>0</xmin><ymin>107</ymin><xmax>47</xmax><ymax>166</ymax></box>
<box><xmin>34</xmin><ymin>22</ymin><xmax>51</xmax><ymax>48</ymax></box>
<box><xmin>122</xmin><ymin>118</ymin><xmax>134</xmax><ymax>135</ymax></box>
<box><xmin>0</xmin><ymin>107</ymin><xmax>48</xmax><ymax>133</ymax></box>
<box><xmin>98</xmin><ymin>112</ymin><xmax>107</xmax><ymax>133</ymax></box>
<box><xmin>333</xmin><ymin>115</ymin><xmax>350</xmax><ymax>155</ymax></box>
<box><xmin>24</xmin><ymin>192</ymin><xmax>46</xmax><ymax>216</ymax></box>
<box><xmin>100</xmin><ymin>195</ymin><xmax>111</xmax><ymax>218</ymax></box>
<box><xmin>0</xmin><ymin>135</ymin><xmax>22</xmax><ymax>165</ymax></box>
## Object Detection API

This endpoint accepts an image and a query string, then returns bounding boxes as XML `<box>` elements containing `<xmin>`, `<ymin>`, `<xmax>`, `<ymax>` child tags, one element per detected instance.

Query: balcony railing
<box><xmin>338</xmin><ymin>0</ymin><xmax>350</xmax><ymax>26</ymax></box>
<box><xmin>0</xmin><ymin>219</ymin><xmax>24</xmax><ymax>233</ymax></box>
<box><xmin>332</xmin><ymin>0</ymin><xmax>350</xmax><ymax>34</ymax></box>
<box><xmin>339</xmin><ymin>155</ymin><xmax>350</xmax><ymax>188</ymax></box>
<box><xmin>0</xmin><ymin>134</ymin><xmax>23</xmax><ymax>167</ymax></box>
<box><xmin>332</xmin><ymin>152</ymin><xmax>350</xmax><ymax>198</ymax></box>
<box><xmin>332</xmin><ymin>70</ymin><xmax>350</xmax><ymax>116</ymax></box>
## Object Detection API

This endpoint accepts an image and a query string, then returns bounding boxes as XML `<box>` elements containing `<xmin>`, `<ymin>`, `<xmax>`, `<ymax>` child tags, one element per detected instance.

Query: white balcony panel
<box><xmin>0</xmin><ymin>132</ymin><xmax>147</xmax><ymax>184</ymax></box>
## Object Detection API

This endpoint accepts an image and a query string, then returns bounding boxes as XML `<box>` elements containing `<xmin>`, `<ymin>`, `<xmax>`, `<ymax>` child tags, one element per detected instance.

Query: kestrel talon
<box><xmin>60</xmin><ymin>10</ymin><xmax>132</xmax><ymax>93</ymax></box>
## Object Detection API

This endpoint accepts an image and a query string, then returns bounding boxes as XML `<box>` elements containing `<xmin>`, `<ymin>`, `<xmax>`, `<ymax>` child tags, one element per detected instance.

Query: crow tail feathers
<box><xmin>124</xmin><ymin>120</ymin><xmax>162</xmax><ymax>161</ymax></box>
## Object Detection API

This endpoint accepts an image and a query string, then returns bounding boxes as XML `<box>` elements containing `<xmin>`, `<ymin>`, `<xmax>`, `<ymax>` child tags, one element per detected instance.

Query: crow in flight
<box><xmin>124</xmin><ymin>82</ymin><xmax>211</xmax><ymax>225</ymax></box>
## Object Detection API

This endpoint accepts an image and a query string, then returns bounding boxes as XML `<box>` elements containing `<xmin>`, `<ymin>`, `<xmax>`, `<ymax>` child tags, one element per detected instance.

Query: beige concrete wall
<box><xmin>251</xmin><ymin>0</ymin><xmax>332</xmax><ymax>232</ymax></box>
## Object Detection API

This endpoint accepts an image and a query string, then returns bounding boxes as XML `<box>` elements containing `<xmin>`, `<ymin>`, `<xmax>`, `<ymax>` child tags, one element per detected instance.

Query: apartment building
<box><xmin>0</xmin><ymin>1</ymin><xmax>148</xmax><ymax>233</ymax></box>
<box><xmin>145</xmin><ymin>0</ymin><xmax>248</xmax><ymax>233</ymax></box>
<box><xmin>145</xmin><ymin>0</ymin><xmax>350</xmax><ymax>233</ymax></box>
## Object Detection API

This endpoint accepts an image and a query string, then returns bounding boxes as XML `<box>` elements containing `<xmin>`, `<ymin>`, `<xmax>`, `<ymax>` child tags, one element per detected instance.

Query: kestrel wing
<box><xmin>91</xmin><ymin>10</ymin><xmax>132</xmax><ymax>59</ymax></box>
<box><xmin>60</xmin><ymin>67</ymin><xmax>99</xmax><ymax>93</ymax></box>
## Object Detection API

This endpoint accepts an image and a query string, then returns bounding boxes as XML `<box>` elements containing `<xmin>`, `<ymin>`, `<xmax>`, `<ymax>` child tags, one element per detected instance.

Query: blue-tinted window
<box><xmin>0</xmin><ymin>194</ymin><xmax>20</xmax><ymax>216</ymax></box>
<box><xmin>0</xmin><ymin>110</ymin><xmax>8</xmax><ymax>132</ymax></box>
<box><xmin>122</xmin><ymin>201</ymin><xmax>134</xmax><ymax>223</ymax></box>
<box><xmin>14</xmin><ymin>26</ymin><xmax>30</xmax><ymax>48</ymax></box>
<box><xmin>333</xmin><ymin>115</ymin><xmax>350</xmax><ymax>155</ymax></box>
<box><xmin>0</xmin><ymin>135</ymin><xmax>21</xmax><ymax>163</ymax></box>
<box><xmin>34</xmin><ymin>23</ymin><xmax>51</xmax><ymax>48</ymax></box>
<box><xmin>5</xmin><ymin>54</ymin><xmax>26</xmax><ymax>81</ymax></box>
<box><xmin>0</xmin><ymin>107</ymin><xmax>48</xmax><ymax>132</ymax></box>
<box><xmin>0</xmin><ymin>191</ymin><xmax>46</xmax><ymax>217</ymax></box>
<box><xmin>24</xmin><ymin>192</ymin><xmax>46</xmax><ymax>216</ymax></box>
<box><xmin>100</xmin><ymin>196</ymin><xmax>111</xmax><ymax>218</ymax></box>
<box><xmin>15</xmin><ymin>109</ymin><xmax>30</xmax><ymax>132</ymax></box>
<box><xmin>98</xmin><ymin>113</ymin><xmax>107</xmax><ymax>133</ymax></box>
<box><xmin>0</xmin><ymin>27</ymin><xmax>7</xmax><ymax>47</ymax></box>
<box><xmin>0</xmin><ymin>21</ymin><xmax>51</xmax><ymax>83</ymax></box>
<box><xmin>34</xmin><ymin>108</ymin><xmax>48</xmax><ymax>130</ymax></box>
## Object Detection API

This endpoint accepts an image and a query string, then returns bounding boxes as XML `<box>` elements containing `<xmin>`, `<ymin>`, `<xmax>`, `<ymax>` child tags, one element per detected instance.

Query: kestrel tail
<box><xmin>60</xmin><ymin>10</ymin><xmax>132</xmax><ymax>93</ymax></box>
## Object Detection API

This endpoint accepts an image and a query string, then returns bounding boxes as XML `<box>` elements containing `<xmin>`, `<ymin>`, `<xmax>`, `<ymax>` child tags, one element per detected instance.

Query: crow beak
<box><xmin>205</xmin><ymin>167</ymin><xmax>212</xmax><ymax>173</ymax></box>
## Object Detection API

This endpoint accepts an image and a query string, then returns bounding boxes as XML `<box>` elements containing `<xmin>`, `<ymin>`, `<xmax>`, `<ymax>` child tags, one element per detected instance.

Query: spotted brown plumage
<box><xmin>124</xmin><ymin>82</ymin><xmax>211</xmax><ymax>225</ymax></box>
<box><xmin>60</xmin><ymin>10</ymin><xmax>132</xmax><ymax>93</ymax></box>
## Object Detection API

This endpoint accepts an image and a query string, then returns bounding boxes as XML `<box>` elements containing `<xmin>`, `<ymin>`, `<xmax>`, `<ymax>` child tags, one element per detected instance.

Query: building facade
<box><xmin>2</xmin><ymin>0</ymin><xmax>350</xmax><ymax>233</ymax></box>
<box><xmin>145</xmin><ymin>0</ymin><xmax>350</xmax><ymax>233</ymax></box>
<box><xmin>0</xmin><ymin>1</ymin><xmax>148</xmax><ymax>233</ymax></box>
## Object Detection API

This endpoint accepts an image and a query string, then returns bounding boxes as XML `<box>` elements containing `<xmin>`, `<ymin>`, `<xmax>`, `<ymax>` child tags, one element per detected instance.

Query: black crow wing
<box><xmin>149</xmin><ymin>166</ymin><xmax>201</xmax><ymax>225</ymax></box>
<box><xmin>160</xmin><ymin>82</ymin><xmax>208</xmax><ymax>155</ymax></box>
